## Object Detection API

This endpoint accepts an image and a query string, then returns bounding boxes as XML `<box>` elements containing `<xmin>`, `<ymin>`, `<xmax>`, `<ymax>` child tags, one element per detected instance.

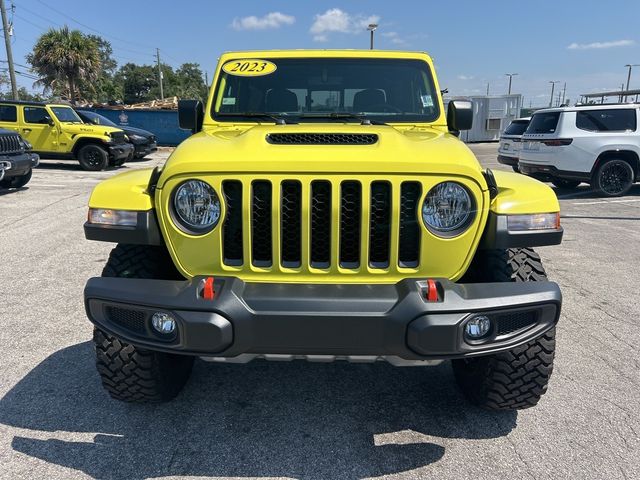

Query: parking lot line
<box><xmin>572</xmin><ymin>198</ymin><xmax>640</xmax><ymax>205</ymax></box>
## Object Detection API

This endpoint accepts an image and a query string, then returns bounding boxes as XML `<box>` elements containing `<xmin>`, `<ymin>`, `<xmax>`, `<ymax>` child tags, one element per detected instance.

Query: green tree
<box><xmin>174</xmin><ymin>63</ymin><xmax>208</xmax><ymax>100</ymax></box>
<box><xmin>85</xmin><ymin>35</ymin><xmax>122</xmax><ymax>103</ymax></box>
<box><xmin>114</xmin><ymin>63</ymin><xmax>157</xmax><ymax>104</ymax></box>
<box><xmin>27</xmin><ymin>26</ymin><xmax>101</xmax><ymax>104</ymax></box>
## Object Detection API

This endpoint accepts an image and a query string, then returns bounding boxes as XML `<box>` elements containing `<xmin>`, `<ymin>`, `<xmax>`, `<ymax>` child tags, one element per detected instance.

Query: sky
<box><xmin>3</xmin><ymin>0</ymin><xmax>640</xmax><ymax>107</ymax></box>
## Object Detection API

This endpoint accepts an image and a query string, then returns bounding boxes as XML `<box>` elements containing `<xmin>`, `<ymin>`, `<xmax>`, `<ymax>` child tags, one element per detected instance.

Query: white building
<box><xmin>445</xmin><ymin>94</ymin><xmax>523</xmax><ymax>142</ymax></box>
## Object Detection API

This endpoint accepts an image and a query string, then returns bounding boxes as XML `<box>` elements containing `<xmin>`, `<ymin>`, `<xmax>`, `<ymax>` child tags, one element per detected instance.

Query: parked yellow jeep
<box><xmin>84</xmin><ymin>50</ymin><xmax>563</xmax><ymax>409</ymax></box>
<box><xmin>0</xmin><ymin>101</ymin><xmax>133</xmax><ymax>170</ymax></box>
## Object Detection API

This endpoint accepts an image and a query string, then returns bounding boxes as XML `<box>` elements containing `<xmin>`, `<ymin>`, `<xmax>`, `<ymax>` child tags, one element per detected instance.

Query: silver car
<box><xmin>497</xmin><ymin>117</ymin><xmax>530</xmax><ymax>172</ymax></box>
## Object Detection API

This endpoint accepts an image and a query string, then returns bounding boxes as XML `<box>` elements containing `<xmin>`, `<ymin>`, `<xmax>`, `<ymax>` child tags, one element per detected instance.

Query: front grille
<box><xmin>221</xmin><ymin>179</ymin><xmax>424</xmax><ymax>271</ymax></box>
<box><xmin>105</xmin><ymin>306</ymin><xmax>146</xmax><ymax>334</ymax></box>
<box><xmin>0</xmin><ymin>135</ymin><xmax>22</xmax><ymax>154</ymax></box>
<box><xmin>496</xmin><ymin>311</ymin><xmax>537</xmax><ymax>336</ymax></box>
<box><xmin>266</xmin><ymin>133</ymin><xmax>378</xmax><ymax>145</ymax></box>
<box><xmin>110</xmin><ymin>132</ymin><xmax>126</xmax><ymax>144</ymax></box>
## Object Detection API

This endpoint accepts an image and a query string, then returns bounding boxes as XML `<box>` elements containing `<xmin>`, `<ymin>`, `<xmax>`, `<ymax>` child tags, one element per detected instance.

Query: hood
<box><xmin>159</xmin><ymin>124</ymin><xmax>485</xmax><ymax>186</ymax></box>
<box><xmin>64</xmin><ymin>123</ymin><xmax>123</xmax><ymax>137</ymax></box>
<box><xmin>120</xmin><ymin>125</ymin><xmax>154</xmax><ymax>138</ymax></box>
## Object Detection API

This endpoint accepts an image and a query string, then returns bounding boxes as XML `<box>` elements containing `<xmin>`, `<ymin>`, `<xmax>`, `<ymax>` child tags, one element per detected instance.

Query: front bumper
<box><xmin>133</xmin><ymin>141</ymin><xmax>157</xmax><ymax>157</ymax></box>
<box><xmin>0</xmin><ymin>152</ymin><xmax>39</xmax><ymax>177</ymax></box>
<box><xmin>497</xmin><ymin>154</ymin><xmax>519</xmax><ymax>167</ymax></box>
<box><xmin>108</xmin><ymin>143</ymin><xmax>134</xmax><ymax>160</ymax></box>
<box><xmin>519</xmin><ymin>162</ymin><xmax>591</xmax><ymax>182</ymax></box>
<box><xmin>84</xmin><ymin>277</ymin><xmax>561</xmax><ymax>361</ymax></box>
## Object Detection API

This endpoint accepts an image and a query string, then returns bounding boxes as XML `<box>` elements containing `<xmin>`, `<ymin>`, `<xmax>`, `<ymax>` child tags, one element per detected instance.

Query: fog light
<box><xmin>151</xmin><ymin>312</ymin><xmax>176</xmax><ymax>334</ymax></box>
<box><xmin>465</xmin><ymin>315</ymin><xmax>492</xmax><ymax>339</ymax></box>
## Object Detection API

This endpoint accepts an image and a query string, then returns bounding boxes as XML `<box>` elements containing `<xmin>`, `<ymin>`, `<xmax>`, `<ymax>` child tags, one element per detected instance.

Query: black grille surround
<box><xmin>251</xmin><ymin>180</ymin><xmax>273</xmax><ymax>267</ymax></box>
<box><xmin>105</xmin><ymin>306</ymin><xmax>146</xmax><ymax>334</ymax></box>
<box><xmin>339</xmin><ymin>181</ymin><xmax>362</xmax><ymax>268</ymax></box>
<box><xmin>398</xmin><ymin>182</ymin><xmax>422</xmax><ymax>268</ymax></box>
<box><xmin>369</xmin><ymin>182</ymin><xmax>391</xmax><ymax>268</ymax></box>
<box><xmin>266</xmin><ymin>133</ymin><xmax>378</xmax><ymax>145</ymax></box>
<box><xmin>310</xmin><ymin>181</ymin><xmax>332</xmax><ymax>268</ymax></box>
<box><xmin>0</xmin><ymin>135</ymin><xmax>22</xmax><ymax>154</ymax></box>
<box><xmin>495</xmin><ymin>311</ymin><xmax>538</xmax><ymax>336</ymax></box>
<box><xmin>222</xmin><ymin>181</ymin><xmax>243</xmax><ymax>265</ymax></box>
<box><xmin>280</xmin><ymin>181</ymin><xmax>302</xmax><ymax>267</ymax></box>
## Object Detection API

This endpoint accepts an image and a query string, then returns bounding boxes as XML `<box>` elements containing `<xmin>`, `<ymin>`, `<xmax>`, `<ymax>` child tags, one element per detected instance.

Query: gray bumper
<box><xmin>84</xmin><ymin>277</ymin><xmax>561</xmax><ymax>361</ymax></box>
<box><xmin>0</xmin><ymin>152</ymin><xmax>39</xmax><ymax>177</ymax></box>
<box><xmin>108</xmin><ymin>143</ymin><xmax>134</xmax><ymax>160</ymax></box>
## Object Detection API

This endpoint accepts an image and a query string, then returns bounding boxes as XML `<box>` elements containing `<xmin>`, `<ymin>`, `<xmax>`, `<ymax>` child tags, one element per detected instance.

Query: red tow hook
<box><xmin>425</xmin><ymin>279</ymin><xmax>440</xmax><ymax>302</ymax></box>
<box><xmin>199</xmin><ymin>277</ymin><xmax>215</xmax><ymax>300</ymax></box>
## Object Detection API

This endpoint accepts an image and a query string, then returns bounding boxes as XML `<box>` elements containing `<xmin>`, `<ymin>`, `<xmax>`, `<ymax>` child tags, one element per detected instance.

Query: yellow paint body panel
<box><xmin>87</xmin><ymin>50</ymin><xmax>561</xmax><ymax>284</ymax></box>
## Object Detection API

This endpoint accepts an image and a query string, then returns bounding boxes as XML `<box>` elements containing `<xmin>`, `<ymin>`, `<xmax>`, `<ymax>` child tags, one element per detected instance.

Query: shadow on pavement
<box><xmin>553</xmin><ymin>183</ymin><xmax>640</xmax><ymax>200</ymax></box>
<box><xmin>1</xmin><ymin>342</ymin><xmax>517</xmax><ymax>479</ymax></box>
<box><xmin>0</xmin><ymin>186</ymin><xmax>28</xmax><ymax>196</ymax></box>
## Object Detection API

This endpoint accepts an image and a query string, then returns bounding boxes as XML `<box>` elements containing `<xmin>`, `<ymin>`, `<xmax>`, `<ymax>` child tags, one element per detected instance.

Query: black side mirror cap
<box><xmin>178</xmin><ymin>100</ymin><xmax>204</xmax><ymax>132</ymax></box>
<box><xmin>447</xmin><ymin>100</ymin><xmax>473</xmax><ymax>133</ymax></box>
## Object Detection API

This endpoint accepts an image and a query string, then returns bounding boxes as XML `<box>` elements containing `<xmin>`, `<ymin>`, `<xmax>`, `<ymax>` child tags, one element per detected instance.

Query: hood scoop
<box><xmin>266</xmin><ymin>133</ymin><xmax>378</xmax><ymax>145</ymax></box>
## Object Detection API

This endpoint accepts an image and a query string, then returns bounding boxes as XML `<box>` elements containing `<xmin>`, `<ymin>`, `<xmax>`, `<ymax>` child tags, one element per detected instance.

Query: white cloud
<box><xmin>310</xmin><ymin>8</ymin><xmax>380</xmax><ymax>41</ymax></box>
<box><xmin>457</xmin><ymin>75</ymin><xmax>474</xmax><ymax>80</ymax></box>
<box><xmin>231</xmin><ymin>12</ymin><xmax>295</xmax><ymax>30</ymax></box>
<box><xmin>382</xmin><ymin>31</ymin><xmax>406</xmax><ymax>45</ymax></box>
<box><xmin>567</xmin><ymin>39</ymin><xmax>635</xmax><ymax>50</ymax></box>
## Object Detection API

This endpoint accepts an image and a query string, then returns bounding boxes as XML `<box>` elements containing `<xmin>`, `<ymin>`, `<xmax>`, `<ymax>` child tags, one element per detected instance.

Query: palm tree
<box><xmin>27</xmin><ymin>26</ymin><xmax>101</xmax><ymax>104</ymax></box>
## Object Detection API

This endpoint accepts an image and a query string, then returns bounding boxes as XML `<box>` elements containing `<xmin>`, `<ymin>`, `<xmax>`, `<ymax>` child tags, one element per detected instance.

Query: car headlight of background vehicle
<box><xmin>128</xmin><ymin>134</ymin><xmax>145</xmax><ymax>142</ymax></box>
<box><xmin>422</xmin><ymin>182</ymin><xmax>475</xmax><ymax>236</ymax></box>
<box><xmin>172</xmin><ymin>180</ymin><xmax>221</xmax><ymax>234</ymax></box>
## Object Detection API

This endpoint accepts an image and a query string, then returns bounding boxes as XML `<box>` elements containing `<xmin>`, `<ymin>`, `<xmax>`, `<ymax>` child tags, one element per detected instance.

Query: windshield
<box><xmin>79</xmin><ymin>110</ymin><xmax>118</xmax><ymax>127</ymax></box>
<box><xmin>50</xmin><ymin>107</ymin><xmax>82</xmax><ymax>123</ymax></box>
<box><xmin>504</xmin><ymin>120</ymin><xmax>529</xmax><ymax>135</ymax></box>
<box><xmin>213</xmin><ymin>58</ymin><xmax>440</xmax><ymax>123</ymax></box>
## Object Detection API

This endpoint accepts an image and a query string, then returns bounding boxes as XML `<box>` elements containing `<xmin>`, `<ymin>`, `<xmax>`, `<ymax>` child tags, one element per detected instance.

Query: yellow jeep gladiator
<box><xmin>83</xmin><ymin>50</ymin><xmax>563</xmax><ymax>409</ymax></box>
<box><xmin>0</xmin><ymin>101</ymin><xmax>133</xmax><ymax>171</ymax></box>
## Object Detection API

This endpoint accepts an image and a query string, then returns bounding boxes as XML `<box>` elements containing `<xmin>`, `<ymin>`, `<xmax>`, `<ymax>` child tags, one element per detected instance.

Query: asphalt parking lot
<box><xmin>1</xmin><ymin>143</ymin><xmax>639</xmax><ymax>480</ymax></box>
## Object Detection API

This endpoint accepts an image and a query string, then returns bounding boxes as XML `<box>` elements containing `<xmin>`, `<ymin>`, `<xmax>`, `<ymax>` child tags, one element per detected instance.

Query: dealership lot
<box><xmin>0</xmin><ymin>143</ymin><xmax>638</xmax><ymax>480</ymax></box>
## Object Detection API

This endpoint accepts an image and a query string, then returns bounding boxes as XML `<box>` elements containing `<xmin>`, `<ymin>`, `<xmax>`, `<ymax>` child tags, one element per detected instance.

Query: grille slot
<box><xmin>496</xmin><ymin>311</ymin><xmax>537</xmax><ymax>336</ymax></box>
<box><xmin>398</xmin><ymin>182</ymin><xmax>422</xmax><ymax>268</ymax></box>
<box><xmin>251</xmin><ymin>180</ymin><xmax>272</xmax><ymax>267</ymax></box>
<box><xmin>267</xmin><ymin>133</ymin><xmax>378</xmax><ymax>145</ymax></box>
<box><xmin>105</xmin><ymin>306</ymin><xmax>146</xmax><ymax>334</ymax></box>
<box><xmin>369</xmin><ymin>182</ymin><xmax>391</xmax><ymax>268</ymax></box>
<box><xmin>310</xmin><ymin>181</ymin><xmax>332</xmax><ymax>268</ymax></box>
<box><xmin>339</xmin><ymin>181</ymin><xmax>362</xmax><ymax>268</ymax></box>
<box><xmin>0</xmin><ymin>135</ymin><xmax>22</xmax><ymax>154</ymax></box>
<box><xmin>222</xmin><ymin>180</ymin><xmax>243</xmax><ymax>265</ymax></box>
<box><xmin>281</xmin><ymin>181</ymin><xmax>302</xmax><ymax>267</ymax></box>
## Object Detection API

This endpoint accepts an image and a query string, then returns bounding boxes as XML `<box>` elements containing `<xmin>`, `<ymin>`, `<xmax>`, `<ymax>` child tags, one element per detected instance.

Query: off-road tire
<box><xmin>94</xmin><ymin>244</ymin><xmax>193</xmax><ymax>403</ymax></box>
<box><xmin>453</xmin><ymin>248</ymin><xmax>556</xmax><ymax>410</ymax></box>
<box><xmin>0</xmin><ymin>169</ymin><xmax>32</xmax><ymax>188</ymax></box>
<box><xmin>593</xmin><ymin>158</ymin><xmax>634</xmax><ymax>197</ymax></box>
<box><xmin>551</xmin><ymin>178</ymin><xmax>580</xmax><ymax>190</ymax></box>
<box><xmin>78</xmin><ymin>144</ymin><xmax>109</xmax><ymax>171</ymax></box>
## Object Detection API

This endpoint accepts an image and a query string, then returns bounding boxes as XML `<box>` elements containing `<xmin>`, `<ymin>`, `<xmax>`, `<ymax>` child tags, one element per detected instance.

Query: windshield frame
<box><xmin>210</xmin><ymin>57</ymin><xmax>441</xmax><ymax>124</ymax></box>
<box><xmin>50</xmin><ymin>106</ymin><xmax>82</xmax><ymax>123</ymax></box>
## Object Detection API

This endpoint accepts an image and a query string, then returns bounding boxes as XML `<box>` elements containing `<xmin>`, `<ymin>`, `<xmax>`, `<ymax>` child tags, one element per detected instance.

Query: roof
<box><xmin>531</xmin><ymin>103</ymin><xmax>640</xmax><ymax>114</ymax></box>
<box><xmin>0</xmin><ymin>100</ymin><xmax>73</xmax><ymax>108</ymax></box>
<box><xmin>218</xmin><ymin>50</ymin><xmax>433</xmax><ymax>61</ymax></box>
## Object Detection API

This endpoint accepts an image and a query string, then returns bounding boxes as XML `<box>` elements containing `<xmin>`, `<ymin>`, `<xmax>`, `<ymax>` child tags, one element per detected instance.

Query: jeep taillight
<box><xmin>542</xmin><ymin>139</ymin><xmax>573</xmax><ymax>146</ymax></box>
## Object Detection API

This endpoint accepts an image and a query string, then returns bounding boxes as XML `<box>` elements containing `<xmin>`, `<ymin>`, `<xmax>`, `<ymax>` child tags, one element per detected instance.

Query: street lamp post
<box><xmin>505</xmin><ymin>73</ymin><xmax>518</xmax><ymax>95</ymax></box>
<box><xmin>624</xmin><ymin>64</ymin><xmax>640</xmax><ymax>101</ymax></box>
<box><xmin>549</xmin><ymin>81</ymin><xmax>560</xmax><ymax>107</ymax></box>
<box><xmin>367</xmin><ymin>23</ymin><xmax>378</xmax><ymax>50</ymax></box>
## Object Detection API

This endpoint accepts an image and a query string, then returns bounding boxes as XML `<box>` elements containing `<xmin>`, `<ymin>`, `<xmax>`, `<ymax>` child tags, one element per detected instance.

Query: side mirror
<box><xmin>44</xmin><ymin>115</ymin><xmax>55</xmax><ymax>126</ymax></box>
<box><xmin>178</xmin><ymin>99</ymin><xmax>204</xmax><ymax>132</ymax></box>
<box><xmin>447</xmin><ymin>100</ymin><xmax>473</xmax><ymax>134</ymax></box>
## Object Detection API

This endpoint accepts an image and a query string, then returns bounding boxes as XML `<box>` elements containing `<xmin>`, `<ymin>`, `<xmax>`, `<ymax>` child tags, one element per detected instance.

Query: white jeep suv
<box><xmin>519</xmin><ymin>104</ymin><xmax>640</xmax><ymax>196</ymax></box>
<box><xmin>498</xmin><ymin>117</ymin><xmax>530</xmax><ymax>172</ymax></box>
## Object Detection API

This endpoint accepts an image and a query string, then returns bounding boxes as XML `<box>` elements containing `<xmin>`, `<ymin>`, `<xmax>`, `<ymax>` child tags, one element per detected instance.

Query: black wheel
<box><xmin>78</xmin><ymin>144</ymin><xmax>109</xmax><ymax>171</ymax></box>
<box><xmin>551</xmin><ymin>178</ymin><xmax>580</xmax><ymax>189</ymax></box>
<box><xmin>0</xmin><ymin>169</ymin><xmax>31</xmax><ymax>188</ymax></box>
<box><xmin>594</xmin><ymin>159</ymin><xmax>634</xmax><ymax>197</ymax></box>
<box><xmin>454</xmin><ymin>248</ymin><xmax>556</xmax><ymax>410</ymax></box>
<box><xmin>94</xmin><ymin>244</ymin><xmax>193</xmax><ymax>403</ymax></box>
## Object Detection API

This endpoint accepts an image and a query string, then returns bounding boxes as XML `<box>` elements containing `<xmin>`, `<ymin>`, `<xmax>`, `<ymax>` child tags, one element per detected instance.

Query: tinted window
<box><xmin>78</xmin><ymin>110</ymin><xmax>117</xmax><ymax>127</ymax></box>
<box><xmin>576</xmin><ymin>109</ymin><xmax>637</xmax><ymax>132</ymax></box>
<box><xmin>526</xmin><ymin>112</ymin><xmax>561</xmax><ymax>134</ymax></box>
<box><xmin>24</xmin><ymin>107</ymin><xmax>49</xmax><ymax>124</ymax></box>
<box><xmin>0</xmin><ymin>105</ymin><xmax>17</xmax><ymax>122</ymax></box>
<box><xmin>504</xmin><ymin>120</ymin><xmax>529</xmax><ymax>135</ymax></box>
<box><xmin>50</xmin><ymin>107</ymin><xmax>82</xmax><ymax>123</ymax></box>
<box><xmin>213</xmin><ymin>58</ymin><xmax>440</xmax><ymax>123</ymax></box>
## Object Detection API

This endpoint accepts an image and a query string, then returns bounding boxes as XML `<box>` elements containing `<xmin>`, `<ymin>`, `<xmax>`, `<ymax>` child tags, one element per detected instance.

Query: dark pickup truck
<box><xmin>0</xmin><ymin>128</ymin><xmax>39</xmax><ymax>189</ymax></box>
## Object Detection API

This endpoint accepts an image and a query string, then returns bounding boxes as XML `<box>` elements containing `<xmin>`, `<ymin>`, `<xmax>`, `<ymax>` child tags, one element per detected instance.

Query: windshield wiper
<box><xmin>297</xmin><ymin>112</ymin><xmax>388</xmax><ymax>125</ymax></box>
<box><xmin>216</xmin><ymin>112</ymin><xmax>297</xmax><ymax>125</ymax></box>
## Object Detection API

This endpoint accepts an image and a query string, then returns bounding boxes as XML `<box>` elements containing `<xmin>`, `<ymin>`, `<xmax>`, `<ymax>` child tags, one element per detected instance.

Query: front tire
<box><xmin>93</xmin><ymin>244</ymin><xmax>193</xmax><ymax>403</ymax></box>
<box><xmin>0</xmin><ymin>169</ymin><xmax>32</xmax><ymax>188</ymax></box>
<box><xmin>593</xmin><ymin>159</ymin><xmax>634</xmax><ymax>197</ymax></box>
<box><xmin>454</xmin><ymin>248</ymin><xmax>557</xmax><ymax>410</ymax></box>
<box><xmin>78</xmin><ymin>144</ymin><xmax>109</xmax><ymax>171</ymax></box>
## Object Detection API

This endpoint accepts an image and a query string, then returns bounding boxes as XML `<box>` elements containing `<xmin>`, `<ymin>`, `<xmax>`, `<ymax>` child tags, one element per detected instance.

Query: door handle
<box><xmin>22</xmin><ymin>128</ymin><xmax>32</xmax><ymax>133</ymax></box>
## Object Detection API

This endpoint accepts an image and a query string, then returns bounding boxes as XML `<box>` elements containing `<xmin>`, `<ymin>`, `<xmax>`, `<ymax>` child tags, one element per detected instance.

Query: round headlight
<box><xmin>422</xmin><ymin>182</ymin><xmax>474</xmax><ymax>236</ymax></box>
<box><xmin>173</xmin><ymin>180</ymin><xmax>221</xmax><ymax>233</ymax></box>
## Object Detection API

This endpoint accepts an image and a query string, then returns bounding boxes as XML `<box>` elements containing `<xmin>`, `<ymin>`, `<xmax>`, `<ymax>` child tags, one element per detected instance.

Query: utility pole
<box><xmin>367</xmin><ymin>24</ymin><xmax>378</xmax><ymax>50</ymax></box>
<box><xmin>0</xmin><ymin>0</ymin><xmax>18</xmax><ymax>99</ymax></box>
<box><xmin>156</xmin><ymin>48</ymin><xmax>164</xmax><ymax>100</ymax></box>
<box><xmin>486</xmin><ymin>82</ymin><xmax>490</xmax><ymax>96</ymax></box>
<box><xmin>548</xmin><ymin>81</ymin><xmax>559</xmax><ymax>107</ymax></box>
<box><xmin>505</xmin><ymin>73</ymin><xmax>518</xmax><ymax>95</ymax></box>
<box><xmin>624</xmin><ymin>64</ymin><xmax>639</xmax><ymax>101</ymax></box>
